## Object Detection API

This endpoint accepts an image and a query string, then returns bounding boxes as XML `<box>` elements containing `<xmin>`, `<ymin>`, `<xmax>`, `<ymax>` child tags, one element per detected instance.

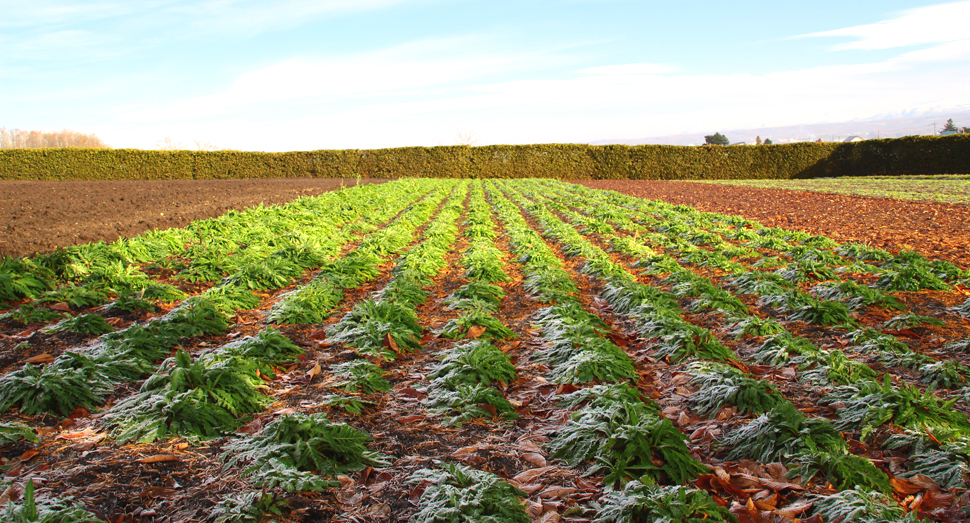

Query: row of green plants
<box><xmin>327</xmin><ymin>181</ymin><xmax>465</xmax><ymax>360</ymax></box>
<box><xmin>424</xmin><ymin>182</ymin><xmax>520</xmax><ymax>427</ymax></box>
<box><xmin>204</xmin><ymin>183</ymin><xmax>478</xmax><ymax>520</ymax></box>
<box><xmin>488</xmin><ymin>181</ymin><xmax>735</xmax><ymax>522</ymax></box>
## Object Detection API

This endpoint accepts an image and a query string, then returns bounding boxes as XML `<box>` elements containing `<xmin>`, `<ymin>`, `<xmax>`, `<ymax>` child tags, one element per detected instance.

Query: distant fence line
<box><xmin>1</xmin><ymin>135</ymin><xmax>968</xmax><ymax>181</ymax></box>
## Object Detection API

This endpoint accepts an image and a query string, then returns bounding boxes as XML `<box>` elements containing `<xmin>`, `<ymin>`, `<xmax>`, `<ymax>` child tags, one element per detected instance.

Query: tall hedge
<box><xmin>1</xmin><ymin>135</ymin><xmax>967</xmax><ymax>181</ymax></box>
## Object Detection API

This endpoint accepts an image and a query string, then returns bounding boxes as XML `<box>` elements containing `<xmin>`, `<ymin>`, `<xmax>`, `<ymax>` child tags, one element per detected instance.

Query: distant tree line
<box><xmin>0</xmin><ymin>128</ymin><xmax>109</xmax><ymax>149</ymax></box>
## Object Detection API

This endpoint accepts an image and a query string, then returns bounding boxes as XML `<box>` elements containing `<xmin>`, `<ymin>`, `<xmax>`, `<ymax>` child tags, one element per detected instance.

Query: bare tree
<box><xmin>194</xmin><ymin>139</ymin><xmax>219</xmax><ymax>151</ymax></box>
<box><xmin>0</xmin><ymin>127</ymin><xmax>108</xmax><ymax>148</ymax></box>
<box><xmin>455</xmin><ymin>130</ymin><xmax>479</xmax><ymax>146</ymax></box>
<box><xmin>155</xmin><ymin>136</ymin><xmax>185</xmax><ymax>150</ymax></box>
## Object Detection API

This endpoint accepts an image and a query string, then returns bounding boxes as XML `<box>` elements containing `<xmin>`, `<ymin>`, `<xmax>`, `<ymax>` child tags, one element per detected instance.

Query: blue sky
<box><xmin>2</xmin><ymin>0</ymin><xmax>968</xmax><ymax>151</ymax></box>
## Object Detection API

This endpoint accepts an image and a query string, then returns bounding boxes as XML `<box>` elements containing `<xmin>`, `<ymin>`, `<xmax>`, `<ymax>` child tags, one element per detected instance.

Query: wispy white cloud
<box><xmin>9</xmin><ymin>29</ymin><xmax>120</xmax><ymax>60</ymax></box>
<box><xmin>0</xmin><ymin>1</ymin><xmax>174</xmax><ymax>28</ymax></box>
<box><xmin>799</xmin><ymin>1</ymin><xmax>970</xmax><ymax>50</ymax></box>
<box><xmin>577</xmin><ymin>63</ymin><xmax>678</xmax><ymax>75</ymax></box>
<box><xmin>168</xmin><ymin>0</ymin><xmax>431</xmax><ymax>34</ymax></box>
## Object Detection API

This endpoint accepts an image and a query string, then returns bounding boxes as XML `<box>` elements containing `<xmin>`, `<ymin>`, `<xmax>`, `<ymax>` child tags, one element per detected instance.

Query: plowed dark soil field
<box><xmin>0</xmin><ymin>178</ymin><xmax>393</xmax><ymax>258</ymax></box>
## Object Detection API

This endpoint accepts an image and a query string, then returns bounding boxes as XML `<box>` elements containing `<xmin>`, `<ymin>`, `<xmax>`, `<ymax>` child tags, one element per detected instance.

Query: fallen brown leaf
<box><xmin>25</xmin><ymin>353</ymin><xmax>55</xmax><ymax>364</ymax></box>
<box><xmin>465</xmin><ymin>325</ymin><xmax>487</xmax><ymax>339</ymax></box>
<box><xmin>136</xmin><ymin>454</ymin><xmax>180</xmax><ymax>464</ymax></box>
<box><xmin>306</xmin><ymin>362</ymin><xmax>322</xmax><ymax>381</ymax></box>
<box><xmin>514</xmin><ymin>466</ymin><xmax>556</xmax><ymax>484</ymax></box>
<box><xmin>521</xmin><ymin>453</ymin><xmax>547</xmax><ymax>467</ymax></box>
<box><xmin>383</xmin><ymin>333</ymin><xmax>399</xmax><ymax>352</ymax></box>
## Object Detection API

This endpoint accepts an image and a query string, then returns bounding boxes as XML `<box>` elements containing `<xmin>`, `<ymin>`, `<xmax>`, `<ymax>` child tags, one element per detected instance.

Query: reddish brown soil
<box><xmin>0</xmin><ymin>178</ymin><xmax>393</xmax><ymax>258</ymax></box>
<box><xmin>575</xmin><ymin>180</ymin><xmax>970</xmax><ymax>269</ymax></box>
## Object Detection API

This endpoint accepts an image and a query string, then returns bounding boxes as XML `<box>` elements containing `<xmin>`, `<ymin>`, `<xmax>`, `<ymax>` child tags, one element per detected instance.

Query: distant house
<box><xmin>941</xmin><ymin>131</ymin><xmax>958</xmax><ymax>136</ymax></box>
<box><xmin>843</xmin><ymin>136</ymin><xmax>864</xmax><ymax>143</ymax></box>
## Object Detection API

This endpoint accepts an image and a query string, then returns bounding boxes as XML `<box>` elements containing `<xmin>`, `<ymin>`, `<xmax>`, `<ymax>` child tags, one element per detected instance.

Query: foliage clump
<box><xmin>548</xmin><ymin>383</ymin><xmax>704</xmax><ymax>488</ymax></box>
<box><xmin>408</xmin><ymin>462</ymin><xmax>530</xmax><ymax>523</ymax></box>
<box><xmin>102</xmin><ymin>351</ymin><xmax>270</xmax><ymax>443</ymax></box>
<box><xmin>223</xmin><ymin>412</ymin><xmax>385</xmax><ymax>492</ymax></box>
<box><xmin>592</xmin><ymin>482</ymin><xmax>737</xmax><ymax>523</ymax></box>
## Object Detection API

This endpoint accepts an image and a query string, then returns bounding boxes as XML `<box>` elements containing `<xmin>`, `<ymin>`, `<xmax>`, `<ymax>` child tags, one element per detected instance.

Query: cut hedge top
<box><xmin>2</xmin><ymin>134</ymin><xmax>968</xmax><ymax>181</ymax></box>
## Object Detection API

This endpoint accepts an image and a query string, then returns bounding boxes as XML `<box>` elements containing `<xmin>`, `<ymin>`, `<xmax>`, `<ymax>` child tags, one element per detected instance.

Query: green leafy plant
<box><xmin>600</xmin><ymin>280</ymin><xmax>679</xmax><ymax>314</ymax></box>
<box><xmin>850</xmin><ymin>328</ymin><xmax>910</xmax><ymax>353</ymax></box>
<box><xmin>811</xmin><ymin>280</ymin><xmax>904</xmax><ymax>311</ymax></box>
<box><xmin>548</xmin><ymin>385</ymin><xmax>703</xmax><ymax>488</ymax></box>
<box><xmin>790</xmin><ymin>451</ymin><xmax>892</xmax><ymax>494</ymax></box>
<box><xmin>825</xmin><ymin>376</ymin><xmax>970</xmax><ymax>441</ymax></box>
<box><xmin>653</xmin><ymin>327</ymin><xmax>736</xmax><ymax>363</ymax></box>
<box><xmin>796</xmin><ymin>350</ymin><xmax>877</xmax><ymax>386</ymax></box>
<box><xmin>195</xmin><ymin>284</ymin><xmax>260</xmax><ymax>313</ymax></box>
<box><xmin>227</xmin><ymin>257</ymin><xmax>303</xmax><ymax>290</ymax></box>
<box><xmin>103</xmin><ymin>351</ymin><xmax>269</xmax><ymax>442</ymax></box>
<box><xmin>592</xmin><ymin>482</ymin><xmax>737</xmax><ymax>523</ymax></box>
<box><xmin>546</xmin><ymin>343</ymin><xmax>639</xmax><ymax>384</ymax></box>
<box><xmin>438</xmin><ymin>309</ymin><xmax>516</xmax><ymax>341</ymax></box>
<box><xmin>444</xmin><ymin>281</ymin><xmax>505</xmax><ymax>312</ymax></box>
<box><xmin>103</xmin><ymin>294</ymin><xmax>156</xmax><ymax>313</ymax></box>
<box><xmin>598</xmin><ymin>410</ymin><xmax>710</xmax><ymax>487</ymax></box>
<box><xmin>749</xmin><ymin>331</ymin><xmax>820</xmax><ymax>366</ymax></box>
<box><xmin>807</xmin><ymin>488</ymin><xmax>918</xmax><ymax>523</ymax></box>
<box><xmin>1</xmin><ymin>304</ymin><xmax>64</xmax><ymax>324</ymax></box>
<box><xmin>426</xmin><ymin>383</ymin><xmax>518</xmax><ymax>426</ymax></box>
<box><xmin>920</xmin><ymin>360</ymin><xmax>970</xmax><ymax>389</ymax></box>
<box><xmin>159</xmin><ymin>299</ymin><xmax>231</xmax><ymax>337</ymax></box>
<box><xmin>2</xmin><ymin>480</ymin><xmax>102</xmax><ymax>523</ymax></box>
<box><xmin>882</xmin><ymin>312</ymin><xmax>946</xmax><ymax>330</ymax></box>
<box><xmin>211</xmin><ymin>492</ymin><xmax>287</xmax><ymax>523</ymax></box>
<box><xmin>379</xmin><ymin>271</ymin><xmax>430</xmax><ymax>307</ymax></box>
<box><xmin>0</xmin><ymin>257</ymin><xmax>53</xmax><ymax>303</ymax></box>
<box><xmin>687</xmin><ymin>288</ymin><xmax>748</xmax><ymax>316</ymax></box>
<box><xmin>331</xmin><ymin>360</ymin><xmax>390</xmax><ymax>393</ymax></box>
<box><xmin>223</xmin><ymin>412</ymin><xmax>385</xmax><ymax>492</ymax></box>
<box><xmin>719</xmin><ymin>402</ymin><xmax>846</xmax><ymax>462</ymax></box>
<box><xmin>775</xmin><ymin>260</ymin><xmax>837</xmax><ymax>283</ymax></box>
<box><xmin>0</xmin><ymin>422</ymin><xmax>39</xmax><ymax>444</ymax></box>
<box><xmin>44</xmin><ymin>313</ymin><xmax>114</xmax><ymax>336</ymax></box>
<box><xmin>786</xmin><ymin>298</ymin><xmax>857</xmax><ymax>327</ymax></box>
<box><xmin>268</xmin><ymin>280</ymin><xmax>344</xmax><ymax>324</ymax></box>
<box><xmin>689</xmin><ymin>370</ymin><xmax>784</xmax><ymax>417</ymax></box>
<box><xmin>427</xmin><ymin>340</ymin><xmax>516</xmax><ymax>388</ymax></box>
<box><xmin>726</xmin><ymin>315</ymin><xmax>785</xmax><ymax>339</ymax></box>
<box><xmin>328</xmin><ymin>299</ymin><xmax>423</xmax><ymax>360</ymax></box>
<box><xmin>951</xmin><ymin>298</ymin><xmax>970</xmax><ymax>318</ymax></box>
<box><xmin>322</xmin><ymin>394</ymin><xmax>375</xmax><ymax>414</ymax></box>
<box><xmin>38</xmin><ymin>283</ymin><xmax>108</xmax><ymax>309</ymax></box>
<box><xmin>211</xmin><ymin>328</ymin><xmax>304</xmax><ymax>378</ymax></box>
<box><xmin>872</xmin><ymin>263</ymin><xmax>950</xmax><ymax>292</ymax></box>
<box><xmin>408</xmin><ymin>462</ymin><xmax>530</xmax><ymax>523</ymax></box>
<box><xmin>0</xmin><ymin>361</ymin><xmax>110</xmax><ymax>416</ymax></box>
<box><xmin>837</xmin><ymin>243</ymin><xmax>892</xmax><ymax>262</ymax></box>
